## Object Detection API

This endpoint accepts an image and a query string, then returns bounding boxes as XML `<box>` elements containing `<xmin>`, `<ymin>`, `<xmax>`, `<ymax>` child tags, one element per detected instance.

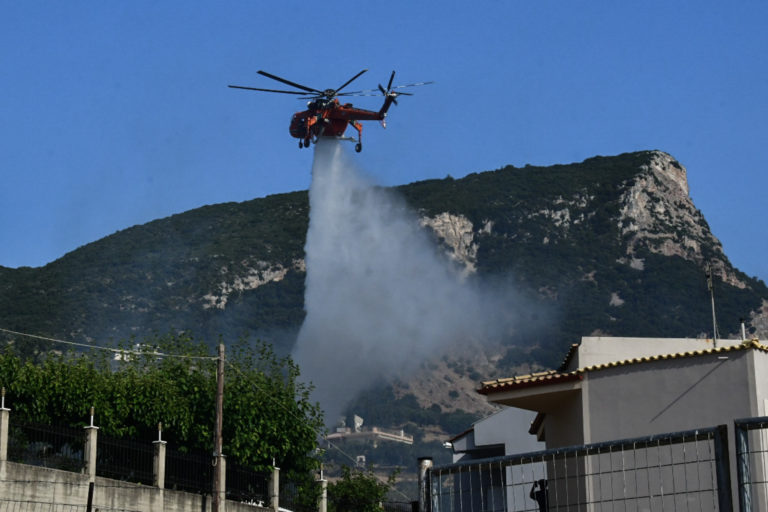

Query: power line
<box><xmin>0</xmin><ymin>327</ymin><xmax>217</xmax><ymax>361</ymax></box>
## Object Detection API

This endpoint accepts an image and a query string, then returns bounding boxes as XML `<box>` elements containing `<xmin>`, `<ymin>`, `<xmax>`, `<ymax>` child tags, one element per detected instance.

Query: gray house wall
<box><xmin>751</xmin><ymin>350</ymin><xmax>768</xmax><ymax>415</ymax></box>
<box><xmin>585</xmin><ymin>352</ymin><xmax>752</xmax><ymax>442</ymax></box>
<box><xmin>540</xmin><ymin>390</ymin><xmax>584</xmax><ymax>448</ymax></box>
<box><xmin>583</xmin><ymin>350</ymin><xmax>760</xmax><ymax>511</ymax></box>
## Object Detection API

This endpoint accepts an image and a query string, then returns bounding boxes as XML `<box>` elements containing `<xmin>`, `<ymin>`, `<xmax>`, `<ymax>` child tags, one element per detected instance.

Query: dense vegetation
<box><xmin>0</xmin><ymin>333</ymin><xmax>324</xmax><ymax>475</ymax></box>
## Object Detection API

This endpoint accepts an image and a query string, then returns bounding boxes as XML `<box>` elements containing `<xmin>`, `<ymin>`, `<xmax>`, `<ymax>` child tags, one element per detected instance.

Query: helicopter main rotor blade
<box><xmin>349</xmin><ymin>78</ymin><xmax>434</xmax><ymax>96</ymax></box>
<box><xmin>334</xmin><ymin>69</ymin><xmax>368</xmax><ymax>95</ymax></box>
<box><xmin>257</xmin><ymin>70</ymin><xmax>323</xmax><ymax>94</ymax></box>
<box><xmin>392</xmin><ymin>81</ymin><xmax>434</xmax><ymax>89</ymax></box>
<box><xmin>228</xmin><ymin>85</ymin><xmax>310</xmax><ymax>95</ymax></box>
<box><xmin>338</xmin><ymin>91</ymin><xmax>415</xmax><ymax>97</ymax></box>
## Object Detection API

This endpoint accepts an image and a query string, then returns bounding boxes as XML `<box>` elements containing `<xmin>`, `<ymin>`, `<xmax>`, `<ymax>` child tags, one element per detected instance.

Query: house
<box><xmin>478</xmin><ymin>336</ymin><xmax>768</xmax><ymax>448</ymax></box>
<box><xmin>448</xmin><ymin>407</ymin><xmax>542</xmax><ymax>463</ymax></box>
<box><xmin>476</xmin><ymin>336</ymin><xmax>768</xmax><ymax>509</ymax></box>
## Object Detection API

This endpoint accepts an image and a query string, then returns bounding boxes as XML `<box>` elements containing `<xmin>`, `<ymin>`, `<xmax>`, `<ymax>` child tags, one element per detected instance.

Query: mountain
<box><xmin>2</xmin><ymin>150</ymin><xmax>767</xmax><ymax>430</ymax></box>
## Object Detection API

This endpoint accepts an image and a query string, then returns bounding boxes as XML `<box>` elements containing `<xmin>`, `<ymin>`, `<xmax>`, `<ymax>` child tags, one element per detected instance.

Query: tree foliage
<box><xmin>0</xmin><ymin>333</ymin><xmax>324</xmax><ymax>474</ymax></box>
<box><xmin>328</xmin><ymin>465</ymin><xmax>396</xmax><ymax>512</ymax></box>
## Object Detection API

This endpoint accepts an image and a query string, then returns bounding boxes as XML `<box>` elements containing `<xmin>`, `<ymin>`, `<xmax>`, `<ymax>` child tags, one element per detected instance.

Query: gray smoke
<box><xmin>292</xmin><ymin>139</ymin><xmax>521</xmax><ymax>423</ymax></box>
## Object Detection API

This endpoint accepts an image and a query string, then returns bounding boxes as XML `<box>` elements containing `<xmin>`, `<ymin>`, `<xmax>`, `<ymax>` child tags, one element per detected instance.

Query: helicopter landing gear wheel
<box><xmin>355</xmin><ymin>143</ymin><xmax>362</xmax><ymax>153</ymax></box>
<box><xmin>299</xmin><ymin>141</ymin><xmax>303</xmax><ymax>148</ymax></box>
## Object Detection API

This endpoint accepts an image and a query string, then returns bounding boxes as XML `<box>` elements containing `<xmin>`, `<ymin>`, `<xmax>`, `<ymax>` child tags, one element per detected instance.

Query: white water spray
<box><xmin>292</xmin><ymin>139</ymin><xmax>518</xmax><ymax>423</ymax></box>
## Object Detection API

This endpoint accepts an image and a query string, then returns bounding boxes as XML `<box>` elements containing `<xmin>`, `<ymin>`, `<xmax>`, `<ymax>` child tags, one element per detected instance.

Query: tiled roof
<box><xmin>557</xmin><ymin>343</ymin><xmax>580</xmax><ymax>372</ymax></box>
<box><xmin>478</xmin><ymin>370</ymin><xmax>582</xmax><ymax>395</ymax></box>
<box><xmin>479</xmin><ymin>339</ymin><xmax>768</xmax><ymax>396</ymax></box>
<box><xmin>577</xmin><ymin>339</ymin><xmax>768</xmax><ymax>372</ymax></box>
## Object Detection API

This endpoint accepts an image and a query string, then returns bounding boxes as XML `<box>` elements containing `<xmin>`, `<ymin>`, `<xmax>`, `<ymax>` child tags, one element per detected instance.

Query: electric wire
<box><xmin>0</xmin><ymin>327</ymin><xmax>217</xmax><ymax>361</ymax></box>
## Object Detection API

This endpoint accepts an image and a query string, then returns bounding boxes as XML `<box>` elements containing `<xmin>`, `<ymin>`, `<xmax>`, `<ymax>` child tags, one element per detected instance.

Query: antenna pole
<box><xmin>706</xmin><ymin>263</ymin><xmax>718</xmax><ymax>347</ymax></box>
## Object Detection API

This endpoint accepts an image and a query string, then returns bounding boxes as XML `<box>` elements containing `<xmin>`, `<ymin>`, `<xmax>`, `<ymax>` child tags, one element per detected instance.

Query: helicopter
<box><xmin>229</xmin><ymin>69</ymin><xmax>431</xmax><ymax>152</ymax></box>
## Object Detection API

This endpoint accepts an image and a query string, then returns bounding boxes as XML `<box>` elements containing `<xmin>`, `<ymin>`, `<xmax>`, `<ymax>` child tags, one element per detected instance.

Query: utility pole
<box><xmin>212</xmin><ymin>343</ymin><xmax>225</xmax><ymax>512</ymax></box>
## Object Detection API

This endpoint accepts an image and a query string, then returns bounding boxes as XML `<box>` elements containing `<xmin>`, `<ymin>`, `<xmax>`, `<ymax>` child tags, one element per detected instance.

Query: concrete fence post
<box><xmin>220</xmin><ymin>455</ymin><xmax>227</xmax><ymax>512</ymax></box>
<box><xmin>418</xmin><ymin>457</ymin><xmax>433</xmax><ymax>512</ymax></box>
<box><xmin>318</xmin><ymin>477</ymin><xmax>327</xmax><ymax>512</ymax></box>
<box><xmin>83</xmin><ymin>406</ymin><xmax>99</xmax><ymax>483</ymax></box>
<box><xmin>153</xmin><ymin>422</ymin><xmax>167</xmax><ymax>489</ymax></box>
<box><xmin>0</xmin><ymin>388</ymin><xmax>10</xmax><ymax>463</ymax></box>
<box><xmin>270</xmin><ymin>465</ymin><xmax>280</xmax><ymax>512</ymax></box>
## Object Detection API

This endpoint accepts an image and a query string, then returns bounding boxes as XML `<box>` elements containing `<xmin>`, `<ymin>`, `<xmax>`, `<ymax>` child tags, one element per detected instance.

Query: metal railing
<box><xmin>428</xmin><ymin>425</ymin><xmax>731</xmax><ymax>512</ymax></box>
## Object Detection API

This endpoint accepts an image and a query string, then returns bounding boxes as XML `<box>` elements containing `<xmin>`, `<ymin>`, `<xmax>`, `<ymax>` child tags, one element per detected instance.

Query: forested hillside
<box><xmin>2</xmin><ymin>150</ymin><xmax>764</xmax><ymax>363</ymax></box>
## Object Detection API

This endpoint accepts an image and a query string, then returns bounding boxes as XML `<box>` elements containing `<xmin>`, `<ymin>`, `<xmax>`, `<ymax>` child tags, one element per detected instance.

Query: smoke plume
<box><xmin>292</xmin><ymin>139</ymin><xmax>520</xmax><ymax>423</ymax></box>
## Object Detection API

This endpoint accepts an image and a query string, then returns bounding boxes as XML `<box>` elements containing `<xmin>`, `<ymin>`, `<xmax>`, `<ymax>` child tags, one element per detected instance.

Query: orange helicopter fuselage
<box><xmin>289</xmin><ymin>97</ymin><xmax>393</xmax><ymax>144</ymax></box>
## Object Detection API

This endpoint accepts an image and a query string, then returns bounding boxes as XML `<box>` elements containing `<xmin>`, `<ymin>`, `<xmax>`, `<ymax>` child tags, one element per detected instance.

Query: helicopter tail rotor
<box><xmin>378</xmin><ymin>71</ymin><xmax>423</xmax><ymax>106</ymax></box>
<box><xmin>379</xmin><ymin>71</ymin><xmax>400</xmax><ymax>105</ymax></box>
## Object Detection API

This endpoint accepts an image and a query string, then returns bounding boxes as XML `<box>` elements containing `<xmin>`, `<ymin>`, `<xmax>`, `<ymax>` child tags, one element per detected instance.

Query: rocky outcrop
<box><xmin>202</xmin><ymin>259</ymin><xmax>305</xmax><ymax>309</ymax></box>
<box><xmin>618</xmin><ymin>151</ymin><xmax>747</xmax><ymax>289</ymax></box>
<box><xmin>421</xmin><ymin>212</ymin><xmax>478</xmax><ymax>276</ymax></box>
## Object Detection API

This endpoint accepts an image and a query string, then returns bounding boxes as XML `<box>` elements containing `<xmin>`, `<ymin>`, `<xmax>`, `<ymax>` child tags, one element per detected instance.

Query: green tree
<box><xmin>0</xmin><ymin>332</ymin><xmax>324</xmax><ymax>474</ymax></box>
<box><xmin>328</xmin><ymin>465</ymin><xmax>396</xmax><ymax>512</ymax></box>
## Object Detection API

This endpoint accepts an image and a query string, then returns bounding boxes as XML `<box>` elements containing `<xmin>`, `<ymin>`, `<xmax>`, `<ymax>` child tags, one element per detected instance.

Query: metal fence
<box><xmin>96</xmin><ymin>433</ymin><xmax>155</xmax><ymax>485</ymax></box>
<box><xmin>384</xmin><ymin>501</ymin><xmax>418</xmax><ymax>512</ymax></box>
<box><xmin>7</xmin><ymin>420</ymin><xmax>84</xmax><ymax>472</ymax></box>
<box><xmin>164</xmin><ymin>446</ymin><xmax>213</xmax><ymax>494</ymax></box>
<box><xmin>227</xmin><ymin>460</ymin><xmax>269</xmax><ymax>502</ymax></box>
<box><xmin>6</xmin><ymin>419</ymin><xmax>275</xmax><ymax>501</ymax></box>
<box><xmin>280</xmin><ymin>479</ymin><xmax>319</xmax><ymax>512</ymax></box>
<box><xmin>735</xmin><ymin>416</ymin><xmax>768</xmax><ymax>512</ymax></box>
<box><xmin>428</xmin><ymin>425</ymin><xmax>731</xmax><ymax>512</ymax></box>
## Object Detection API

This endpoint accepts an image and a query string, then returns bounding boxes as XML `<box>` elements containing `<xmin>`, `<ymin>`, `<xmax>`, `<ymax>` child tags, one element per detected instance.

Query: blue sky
<box><xmin>2</xmin><ymin>2</ymin><xmax>767</xmax><ymax>283</ymax></box>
